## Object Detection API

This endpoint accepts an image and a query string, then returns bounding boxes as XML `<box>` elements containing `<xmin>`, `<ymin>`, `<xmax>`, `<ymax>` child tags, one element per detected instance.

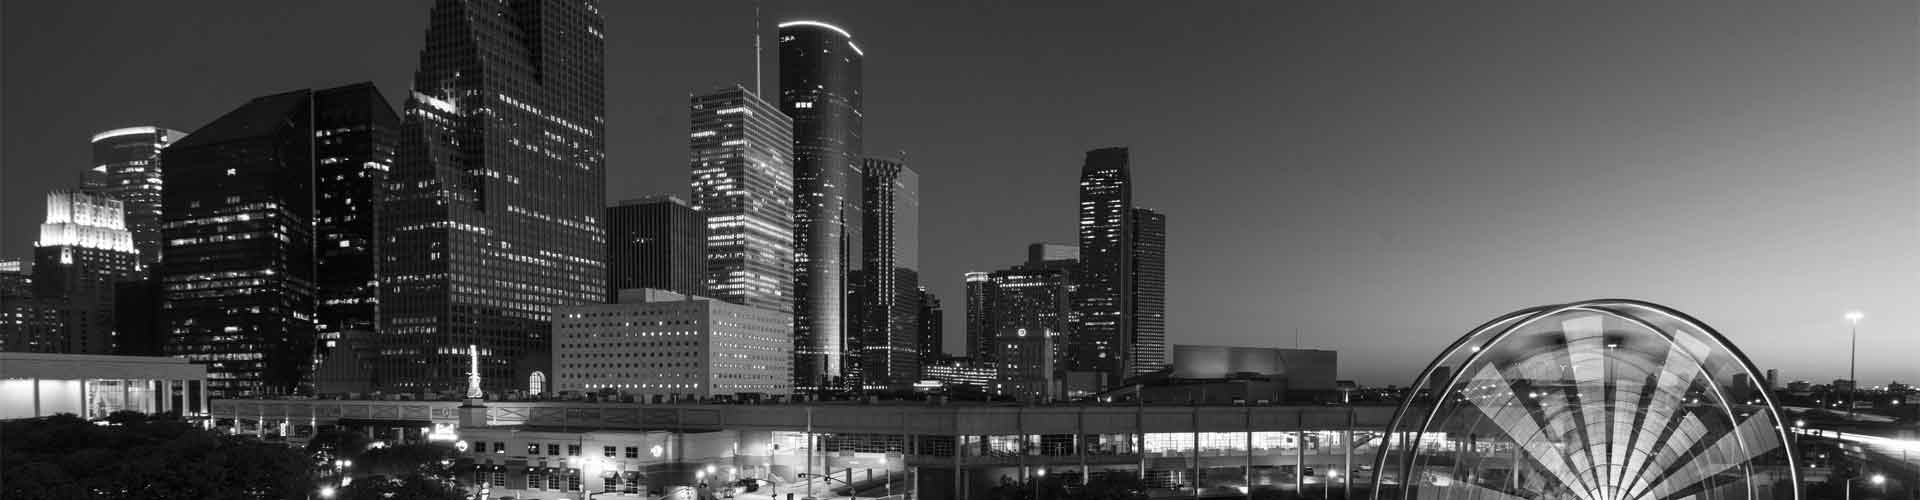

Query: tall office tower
<box><xmin>779</xmin><ymin>20</ymin><xmax>864</xmax><ymax>393</ymax></box>
<box><xmin>607</xmin><ymin>195</ymin><xmax>707</xmax><ymax>299</ymax></box>
<box><xmin>160</xmin><ymin>85</ymin><xmax>390</xmax><ymax>397</ymax></box>
<box><xmin>32</xmin><ymin>191</ymin><xmax>138</xmax><ymax>354</ymax></box>
<box><xmin>689</xmin><ymin>86</ymin><xmax>794</xmax><ymax>311</ymax></box>
<box><xmin>1071</xmin><ymin>147</ymin><xmax>1134</xmax><ymax>382</ymax></box>
<box><xmin>963</xmin><ymin>271</ymin><xmax>993</xmax><ymax>361</ymax></box>
<box><xmin>986</xmin><ymin>263</ymin><xmax>1073</xmax><ymax>400</ymax></box>
<box><xmin>858</xmin><ymin>157</ymin><xmax>919</xmax><ymax>388</ymax></box>
<box><xmin>85</xmin><ymin>126</ymin><xmax>186</xmax><ymax>267</ymax></box>
<box><xmin>379</xmin><ymin>0</ymin><xmax>606</xmax><ymax>394</ymax></box>
<box><xmin>313</xmin><ymin>83</ymin><xmax>399</xmax><ymax>358</ymax></box>
<box><xmin>1129</xmin><ymin>208</ymin><xmax>1167</xmax><ymax>374</ymax></box>
<box><xmin>916</xmin><ymin>286</ymin><xmax>943</xmax><ymax>364</ymax></box>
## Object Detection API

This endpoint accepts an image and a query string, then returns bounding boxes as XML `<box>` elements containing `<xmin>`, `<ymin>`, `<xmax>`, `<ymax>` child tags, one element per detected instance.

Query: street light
<box><xmin>1845</xmin><ymin>311</ymin><xmax>1864</xmax><ymax>421</ymax></box>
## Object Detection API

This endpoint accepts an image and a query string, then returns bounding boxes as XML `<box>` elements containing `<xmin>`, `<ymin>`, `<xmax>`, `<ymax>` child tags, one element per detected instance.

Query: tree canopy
<box><xmin>1</xmin><ymin>412</ymin><xmax>315</xmax><ymax>500</ymax></box>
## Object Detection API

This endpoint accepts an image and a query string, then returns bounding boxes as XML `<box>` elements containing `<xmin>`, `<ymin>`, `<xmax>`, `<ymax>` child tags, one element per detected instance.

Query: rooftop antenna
<box><xmin>753</xmin><ymin>0</ymin><xmax>762</xmax><ymax>96</ymax></box>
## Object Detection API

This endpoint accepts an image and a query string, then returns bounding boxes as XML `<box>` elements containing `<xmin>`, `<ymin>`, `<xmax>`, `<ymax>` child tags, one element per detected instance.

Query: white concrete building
<box><xmin>0</xmin><ymin>352</ymin><xmax>208</xmax><ymax>419</ymax></box>
<box><xmin>553</xmin><ymin>289</ymin><xmax>791</xmax><ymax>401</ymax></box>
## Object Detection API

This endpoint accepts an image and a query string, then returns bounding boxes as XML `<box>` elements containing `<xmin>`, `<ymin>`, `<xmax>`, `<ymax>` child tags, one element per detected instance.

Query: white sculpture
<box><xmin>466</xmin><ymin>344</ymin><xmax>483</xmax><ymax>399</ymax></box>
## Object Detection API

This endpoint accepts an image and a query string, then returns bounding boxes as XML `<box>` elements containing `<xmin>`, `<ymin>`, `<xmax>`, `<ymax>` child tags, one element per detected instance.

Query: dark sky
<box><xmin>4</xmin><ymin>1</ymin><xmax>1915</xmax><ymax>386</ymax></box>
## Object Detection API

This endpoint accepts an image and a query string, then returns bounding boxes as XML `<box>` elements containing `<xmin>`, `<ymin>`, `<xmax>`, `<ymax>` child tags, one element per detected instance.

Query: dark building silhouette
<box><xmin>964</xmin><ymin>271</ymin><xmax>992</xmax><ymax>362</ymax></box>
<box><xmin>1070</xmin><ymin>147</ymin><xmax>1166</xmax><ymax>382</ymax></box>
<box><xmin>378</xmin><ymin>0</ymin><xmax>606</xmax><ymax>394</ymax></box>
<box><xmin>858</xmin><ymin>157</ymin><xmax>919</xmax><ymax>388</ymax></box>
<box><xmin>607</xmin><ymin>195</ymin><xmax>707</xmax><ymax>299</ymax></box>
<box><xmin>689</xmin><ymin>86</ymin><xmax>793</xmax><ymax>311</ymax></box>
<box><xmin>161</xmin><ymin>86</ymin><xmax>388</xmax><ymax>396</ymax></box>
<box><xmin>32</xmin><ymin>191</ymin><xmax>138</xmax><ymax>355</ymax></box>
<box><xmin>780</xmin><ymin>20</ymin><xmax>865</xmax><ymax>394</ymax></box>
<box><xmin>916</xmin><ymin>286</ymin><xmax>942</xmax><ymax>367</ymax></box>
<box><xmin>84</xmin><ymin>126</ymin><xmax>185</xmax><ymax>267</ymax></box>
<box><xmin>113</xmin><ymin>276</ymin><xmax>165</xmax><ymax>355</ymax></box>
<box><xmin>313</xmin><ymin>83</ymin><xmax>399</xmax><ymax>360</ymax></box>
<box><xmin>0</xmin><ymin>260</ymin><xmax>60</xmax><ymax>353</ymax></box>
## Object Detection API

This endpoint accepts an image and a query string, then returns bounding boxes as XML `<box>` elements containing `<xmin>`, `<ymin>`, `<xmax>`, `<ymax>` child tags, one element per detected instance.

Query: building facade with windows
<box><xmin>858</xmin><ymin>157</ymin><xmax>919</xmax><ymax>388</ymax></box>
<box><xmin>780</xmin><ymin>20</ymin><xmax>865</xmax><ymax>394</ymax></box>
<box><xmin>1071</xmin><ymin>147</ymin><xmax>1167</xmax><ymax>382</ymax></box>
<box><xmin>85</xmin><ymin>126</ymin><xmax>186</xmax><ymax>267</ymax></box>
<box><xmin>376</xmin><ymin>0</ymin><xmax>607</xmax><ymax>394</ymax></box>
<box><xmin>160</xmin><ymin>84</ymin><xmax>390</xmax><ymax>397</ymax></box>
<box><xmin>606</xmin><ymin>195</ymin><xmax>707</xmax><ymax>300</ymax></box>
<box><xmin>688</xmin><ymin>86</ymin><xmax>794</xmax><ymax>313</ymax></box>
<box><xmin>31</xmin><ymin>190</ymin><xmax>138</xmax><ymax>355</ymax></box>
<box><xmin>552</xmin><ymin>289</ymin><xmax>792</xmax><ymax>401</ymax></box>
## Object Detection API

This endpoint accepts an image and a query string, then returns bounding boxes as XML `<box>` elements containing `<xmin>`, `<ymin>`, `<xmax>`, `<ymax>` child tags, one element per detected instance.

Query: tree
<box><xmin>1</xmin><ymin>412</ymin><xmax>315</xmax><ymax>500</ymax></box>
<box><xmin>335</xmin><ymin>474</ymin><xmax>465</xmax><ymax>500</ymax></box>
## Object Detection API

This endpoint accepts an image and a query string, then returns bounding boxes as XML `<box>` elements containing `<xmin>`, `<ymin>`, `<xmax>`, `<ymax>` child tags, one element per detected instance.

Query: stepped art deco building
<box><xmin>377</xmin><ymin>0</ymin><xmax>607</xmax><ymax>394</ymax></box>
<box><xmin>32</xmin><ymin>191</ymin><xmax>138</xmax><ymax>355</ymax></box>
<box><xmin>84</xmin><ymin>126</ymin><xmax>186</xmax><ymax>267</ymax></box>
<box><xmin>689</xmin><ymin>86</ymin><xmax>794</xmax><ymax>312</ymax></box>
<box><xmin>779</xmin><ymin>20</ymin><xmax>865</xmax><ymax>393</ymax></box>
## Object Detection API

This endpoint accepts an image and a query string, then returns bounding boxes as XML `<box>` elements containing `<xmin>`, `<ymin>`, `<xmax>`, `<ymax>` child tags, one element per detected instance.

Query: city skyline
<box><xmin>3</xmin><ymin>1</ymin><xmax>1915</xmax><ymax>386</ymax></box>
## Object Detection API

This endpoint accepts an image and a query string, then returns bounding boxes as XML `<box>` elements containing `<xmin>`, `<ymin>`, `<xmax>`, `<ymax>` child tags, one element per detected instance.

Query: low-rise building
<box><xmin>552</xmin><ymin>289</ymin><xmax>792</xmax><ymax>402</ymax></box>
<box><xmin>0</xmin><ymin>352</ymin><xmax>208</xmax><ymax>419</ymax></box>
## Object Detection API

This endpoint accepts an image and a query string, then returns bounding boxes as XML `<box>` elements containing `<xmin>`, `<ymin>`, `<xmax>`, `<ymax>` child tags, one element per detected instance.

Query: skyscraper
<box><xmin>85</xmin><ymin>126</ymin><xmax>186</xmax><ymax>267</ymax></box>
<box><xmin>378</xmin><ymin>0</ymin><xmax>606</xmax><ymax>394</ymax></box>
<box><xmin>161</xmin><ymin>86</ymin><xmax>381</xmax><ymax>396</ymax></box>
<box><xmin>32</xmin><ymin>191</ymin><xmax>138</xmax><ymax>354</ymax></box>
<box><xmin>858</xmin><ymin>157</ymin><xmax>919</xmax><ymax>388</ymax></box>
<box><xmin>779</xmin><ymin>20</ymin><xmax>864</xmax><ymax>393</ymax></box>
<box><xmin>607</xmin><ymin>195</ymin><xmax>707</xmax><ymax>299</ymax></box>
<box><xmin>689</xmin><ymin>86</ymin><xmax>793</xmax><ymax>312</ymax></box>
<box><xmin>1070</xmin><ymin>147</ymin><xmax>1166</xmax><ymax>382</ymax></box>
<box><xmin>916</xmin><ymin>286</ymin><xmax>943</xmax><ymax>366</ymax></box>
<box><xmin>313</xmin><ymin>83</ymin><xmax>399</xmax><ymax>357</ymax></box>
<box><xmin>964</xmin><ymin>271</ymin><xmax>992</xmax><ymax>361</ymax></box>
<box><xmin>1129</xmin><ymin>207</ymin><xmax>1167</xmax><ymax>374</ymax></box>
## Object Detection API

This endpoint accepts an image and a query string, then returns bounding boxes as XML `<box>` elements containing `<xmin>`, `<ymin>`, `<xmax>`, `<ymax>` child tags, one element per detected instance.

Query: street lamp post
<box><xmin>1845</xmin><ymin>311</ymin><xmax>1864</xmax><ymax>421</ymax></box>
<box><xmin>1845</xmin><ymin>473</ymin><xmax>1886</xmax><ymax>500</ymax></box>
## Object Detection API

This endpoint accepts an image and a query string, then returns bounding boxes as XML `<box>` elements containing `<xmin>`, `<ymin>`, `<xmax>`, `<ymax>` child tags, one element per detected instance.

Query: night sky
<box><xmin>3</xmin><ymin>1</ymin><xmax>1914</xmax><ymax>386</ymax></box>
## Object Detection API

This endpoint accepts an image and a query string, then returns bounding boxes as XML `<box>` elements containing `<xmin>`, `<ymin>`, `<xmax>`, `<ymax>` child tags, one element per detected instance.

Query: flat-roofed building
<box><xmin>552</xmin><ymin>289</ymin><xmax>792</xmax><ymax>402</ymax></box>
<box><xmin>0</xmin><ymin>352</ymin><xmax>208</xmax><ymax>419</ymax></box>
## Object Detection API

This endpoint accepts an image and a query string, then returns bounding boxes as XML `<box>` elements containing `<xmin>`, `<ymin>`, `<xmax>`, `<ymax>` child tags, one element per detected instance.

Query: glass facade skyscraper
<box><xmin>161</xmin><ymin>86</ymin><xmax>389</xmax><ymax>396</ymax></box>
<box><xmin>85</xmin><ymin>126</ymin><xmax>185</xmax><ymax>268</ymax></box>
<box><xmin>779</xmin><ymin>20</ymin><xmax>864</xmax><ymax>393</ymax></box>
<box><xmin>859</xmin><ymin>157</ymin><xmax>919</xmax><ymax>387</ymax></box>
<box><xmin>378</xmin><ymin>0</ymin><xmax>607</xmax><ymax>394</ymax></box>
<box><xmin>313</xmin><ymin>83</ymin><xmax>399</xmax><ymax>359</ymax></box>
<box><xmin>689</xmin><ymin>86</ymin><xmax>793</xmax><ymax>312</ymax></box>
<box><xmin>607</xmin><ymin>195</ymin><xmax>707</xmax><ymax>299</ymax></box>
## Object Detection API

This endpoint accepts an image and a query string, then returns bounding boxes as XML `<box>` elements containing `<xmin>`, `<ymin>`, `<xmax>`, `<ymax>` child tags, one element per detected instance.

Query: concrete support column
<box><xmin>31</xmin><ymin>378</ymin><xmax>41</xmax><ymax>417</ymax></box>
<box><xmin>1245</xmin><ymin>407</ymin><xmax>1254</xmax><ymax>500</ymax></box>
<box><xmin>1190</xmin><ymin>405</ymin><xmax>1201</xmax><ymax>499</ymax></box>
<box><xmin>1294</xmin><ymin>429</ymin><xmax>1305</xmax><ymax>494</ymax></box>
